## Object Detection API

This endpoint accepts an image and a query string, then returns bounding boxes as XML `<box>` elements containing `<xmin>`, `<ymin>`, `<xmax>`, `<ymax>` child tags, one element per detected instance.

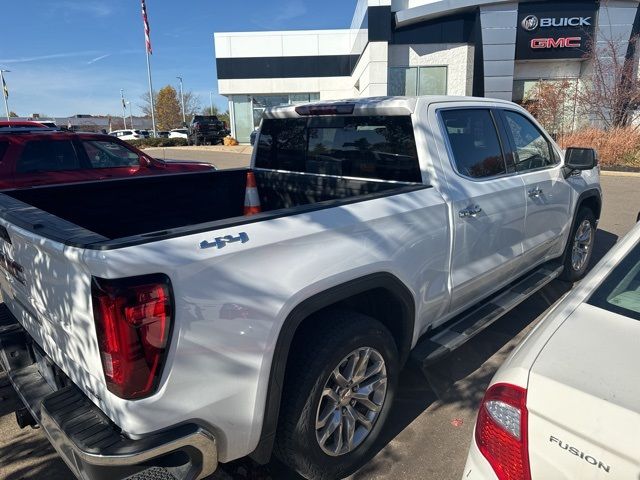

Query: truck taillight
<box><xmin>475</xmin><ymin>383</ymin><xmax>531</xmax><ymax>480</ymax></box>
<box><xmin>91</xmin><ymin>274</ymin><xmax>173</xmax><ymax>400</ymax></box>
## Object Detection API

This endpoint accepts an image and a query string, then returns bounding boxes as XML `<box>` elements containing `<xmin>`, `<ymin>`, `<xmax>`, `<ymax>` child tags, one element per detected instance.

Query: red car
<box><xmin>0</xmin><ymin>120</ymin><xmax>49</xmax><ymax>128</ymax></box>
<box><xmin>0</xmin><ymin>128</ymin><xmax>214</xmax><ymax>189</ymax></box>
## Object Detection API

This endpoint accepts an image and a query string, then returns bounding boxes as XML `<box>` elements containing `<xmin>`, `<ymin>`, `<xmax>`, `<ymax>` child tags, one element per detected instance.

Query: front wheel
<box><xmin>275</xmin><ymin>310</ymin><xmax>398</xmax><ymax>480</ymax></box>
<box><xmin>560</xmin><ymin>207</ymin><xmax>596</xmax><ymax>282</ymax></box>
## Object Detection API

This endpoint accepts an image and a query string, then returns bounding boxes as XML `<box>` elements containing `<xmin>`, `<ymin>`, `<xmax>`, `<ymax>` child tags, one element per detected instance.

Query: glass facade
<box><xmin>230</xmin><ymin>93</ymin><xmax>320</xmax><ymax>143</ymax></box>
<box><xmin>388</xmin><ymin>66</ymin><xmax>448</xmax><ymax>96</ymax></box>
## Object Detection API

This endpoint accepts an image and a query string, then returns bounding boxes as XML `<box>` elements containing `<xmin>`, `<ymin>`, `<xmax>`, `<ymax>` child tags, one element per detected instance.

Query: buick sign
<box><xmin>516</xmin><ymin>1</ymin><xmax>597</xmax><ymax>60</ymax></box>
<box><xmin>521</xmin><ymin>15</ymin><xmax>592</xmax><ymax>30</ymax></box>
<box><xmin>522</xmin><ymin>15</ymin><xmax>539</xmax><ymax>31</ymax></box>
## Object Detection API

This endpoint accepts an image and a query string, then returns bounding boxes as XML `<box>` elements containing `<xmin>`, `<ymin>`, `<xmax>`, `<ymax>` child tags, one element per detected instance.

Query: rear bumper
<box><xmin>0</xmin><ymin>304</ymin><xmax>217</xmax><ymax>480</ymax></box>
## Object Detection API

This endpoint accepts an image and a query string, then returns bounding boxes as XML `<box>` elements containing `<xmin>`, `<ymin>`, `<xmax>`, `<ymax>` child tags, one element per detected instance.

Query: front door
<box><xmin>438</xmin><ymin>108</ymin><xmax>527</xmax><ymax>313</ymax></box>
<box><xmin>498</xmin><ymin>109</ymin><xmax>572</xmax><ymax>271</ymax></box>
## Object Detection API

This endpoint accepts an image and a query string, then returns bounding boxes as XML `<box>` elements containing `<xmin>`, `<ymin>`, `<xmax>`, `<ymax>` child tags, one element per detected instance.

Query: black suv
<box><xmin>188</xmin><ymin>115</ymin><xmax>227</xmax><ymax>146</ymax></box>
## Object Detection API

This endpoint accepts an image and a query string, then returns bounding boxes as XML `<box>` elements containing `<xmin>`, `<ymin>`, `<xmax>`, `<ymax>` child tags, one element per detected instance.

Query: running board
<box><xmin>411</xmin><ymin>264</ymin><xmax>564</xmax><ymax>371</ymax></box>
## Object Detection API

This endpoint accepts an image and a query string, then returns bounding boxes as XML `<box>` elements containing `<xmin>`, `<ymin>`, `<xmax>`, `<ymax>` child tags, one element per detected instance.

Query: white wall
<box><xmin>352</xmin><ymin>42</ymin><xmax>389</xmax><ymax>97</ymax></box>
<box><xmin>388</xmin><ymin>43</ymin><xmax>474</xmax><ymax>96</ymax></box>
<box><xmin>214</xmin><ymin>30</ymin><xmax>357</xmax><ymax>59</ymax></box>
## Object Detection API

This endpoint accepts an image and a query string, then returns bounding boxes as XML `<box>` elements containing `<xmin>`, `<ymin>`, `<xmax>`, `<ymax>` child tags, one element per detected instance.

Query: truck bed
<box><xmin>0</xmin><ymin>169</ymin><xmax>425</xmax><ymax>250</ymax></box>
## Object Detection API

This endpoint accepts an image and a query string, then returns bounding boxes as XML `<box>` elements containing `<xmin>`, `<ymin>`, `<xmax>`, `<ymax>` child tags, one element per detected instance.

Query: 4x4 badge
<box><xmin>200</xmin><ymin>232</ymin><xmax>249</xmax><ymax>250</ymax></box>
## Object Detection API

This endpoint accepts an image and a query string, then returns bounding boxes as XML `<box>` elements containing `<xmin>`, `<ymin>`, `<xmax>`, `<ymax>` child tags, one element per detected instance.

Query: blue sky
<box><xmin>1</xmin><ymin>0</ymin><xmax>357</xmax><ymax>117</ymax></box>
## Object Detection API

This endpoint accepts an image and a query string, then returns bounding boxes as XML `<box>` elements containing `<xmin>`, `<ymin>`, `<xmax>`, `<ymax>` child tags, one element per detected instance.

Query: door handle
<box><xmin>459</xmin><ymin>205</ymin><xmax>482</xmax><ymax>218</ymax></box>
<box><xmin>528</xmin><ymin>187</ymin><xmax>543</xmax><ymax>198</ymax></box>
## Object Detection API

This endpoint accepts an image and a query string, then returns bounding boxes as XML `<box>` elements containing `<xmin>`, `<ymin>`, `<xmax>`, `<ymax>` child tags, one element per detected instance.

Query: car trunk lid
<box><xmin>526</xmin><ymin>303</ymin><xmax>640</xmax><ymax>479</ymax></box>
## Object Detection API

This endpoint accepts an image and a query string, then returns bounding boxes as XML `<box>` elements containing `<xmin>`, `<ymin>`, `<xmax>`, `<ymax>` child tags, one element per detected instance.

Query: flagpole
<box><xmin>145</xmin><ymin>51</ymin><xmax>156</xmax><ymax>137</ymax></box>
<box><xmin>141</xmin><ymin>0</ymin><xmax>156</xmax><ymax>137</ymax></box>
<box><xmin>0</xmin><ymin>70</ymin><xmax>10</xmax><ymax>121</ymax></box>
<box><xmin>120</xmin><ymin>89</ymin><xmax>127</xmax><ymax>129</ymax></box>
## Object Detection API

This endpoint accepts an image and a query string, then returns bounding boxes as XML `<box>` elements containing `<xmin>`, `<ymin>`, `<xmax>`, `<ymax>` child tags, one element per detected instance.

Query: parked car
<box><xmin>0</xmin><ymin>97</ymin><xmax>601</xmax><ymax>480</ymax></box>
<box><xmin>463</xmin><ymin>220</ymin><xmax>640</xmax><ymax>480</ymax></box>
<box><xmin>0</xmin><ymin>120</ymin><xmax>49</xmax><ymax>129</ymax></box>
<box><xmin>157</xmin><ymin>131</ymin><xmax>170</xmax><ymax>139</ymax></box>
<box><xmin>169</xmin><ymin>128</ymin><xmax>188</xmax><ymax>139</ymax></box>
<box><xmin>109</xmin><ymin>129</ymin><xmax>146</xmax><ymax>140</ymax></box>
<box><xmin>139</xmin><ymin>130</ymin><xmax>151</xmax><ymax>139</ymax></box>
<box><xmin>0</xmin><ymin>127</ymin><xmax>214</xmax><ymax>189</ymax></box>
<box><xmin>188</xmin><ymin>115</ymin><xmax>227</xmax><ymax>145</ymax></box>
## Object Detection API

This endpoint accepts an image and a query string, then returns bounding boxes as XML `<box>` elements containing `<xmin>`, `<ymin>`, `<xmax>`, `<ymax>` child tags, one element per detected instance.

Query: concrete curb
<box><xmin>600</xmin><ymin>170</ymin><xmax>640</xmax><ymax>177</ymax></box>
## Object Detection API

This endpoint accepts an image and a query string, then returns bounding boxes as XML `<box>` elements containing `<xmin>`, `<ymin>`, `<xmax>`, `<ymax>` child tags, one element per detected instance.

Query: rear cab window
<box><xmin>440</xmin><ymin>109</ymin><xmax>507</xmax><ymax>179</ymax></box>
<box><xmin>255</xmin><ymin>115</ymin><xmax>422</xmax><ymax>183</ymax></box>
<box><xmin>17</xmin><ymin>140</ymin><xmax>81</xmax><ymax>173</ymax></box>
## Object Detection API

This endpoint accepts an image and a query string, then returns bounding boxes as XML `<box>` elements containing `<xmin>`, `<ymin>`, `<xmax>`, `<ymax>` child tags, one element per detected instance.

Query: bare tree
<box><xmin>523</xmin><ymin>78</ymin><xmax>578</xmax><ymax>138</ymax></box>
<box><xmin>579</xmin><ymin>34</ymin><xmax>640</xmax><ymax>129</ymax></box>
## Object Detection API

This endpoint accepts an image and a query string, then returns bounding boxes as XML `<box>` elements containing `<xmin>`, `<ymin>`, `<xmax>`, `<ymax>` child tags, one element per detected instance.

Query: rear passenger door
<box><xmin>498</xmin><ymin>109</ymin><xmax>572</xmax><ymax>270</ymax></box>
<box><xmin>437</xmin><ymin>108</ymin><xmax>526</xmax><ymax>313</ymax></box>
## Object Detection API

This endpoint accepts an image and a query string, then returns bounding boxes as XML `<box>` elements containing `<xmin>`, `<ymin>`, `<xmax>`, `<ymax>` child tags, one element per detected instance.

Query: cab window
<box><xmin>502</xmin><ymin>111</ymin><xmax>557</xmax><ymax>173</ymax></box>
<box><xmin>441</xmin><ymin>109</ymin><xmax>507</xmax><ymax>179</ymax></box>
<box><xmin>82</xmin><ymin>140</ymin><xmax>141</xmax><ymax>168</ymax></box>
<box><xmin>17</xmin><ymin>140</ymin><xmax>81</xmax><ymax>173</ymax></box>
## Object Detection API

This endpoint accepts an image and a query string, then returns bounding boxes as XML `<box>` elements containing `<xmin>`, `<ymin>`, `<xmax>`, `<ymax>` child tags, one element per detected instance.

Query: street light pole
<box><xmin>176</xmin><ymin>76</ymin><xmax>186</xmax><ymax>126</ymax></box>
<box><xmin>120</xmin><ymin>89</ymin><xmax>128</xmax><ymax>130</ymax></box>
<box><xmin>1</xmin><ymin>70</ymin><xmax>11</xmax><ymax>121</ymax></box>
<box><xmin>209</xmin><ymin>91</ymin><xmax>214</xmax><ymax>116</ymax></box>
<box><xmin>127</xmin><ymin>101</ymin><xmax>134</xmax><ymax>129</ymax></box>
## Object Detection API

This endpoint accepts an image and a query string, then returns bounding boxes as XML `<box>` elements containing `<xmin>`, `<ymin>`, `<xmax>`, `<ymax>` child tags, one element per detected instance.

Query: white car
<box><xmin>169</xmin><ymin>128</ymin><xmax>188</xmax><ymax>139</ymax></box>
<box><xmin>463</xmin><ymin>221</ymin><xmax>640</xmax><ymax>480</ymax></box>
<box><xmin>109</xmin><ymin>129</ymin><xmax>146</xmax><ymax>140</ymax></box>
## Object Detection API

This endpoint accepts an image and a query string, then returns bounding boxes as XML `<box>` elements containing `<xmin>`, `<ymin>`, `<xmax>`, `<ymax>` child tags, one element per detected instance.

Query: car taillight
<box><xmin>475</xmin><ymin>383</ymin><xmax>531</xmax><ymax>480</ymax></box>
<box><xmin>92</xmin><ymin>274</ymin><xmax>173</xmax><ymax>400</ymax></box>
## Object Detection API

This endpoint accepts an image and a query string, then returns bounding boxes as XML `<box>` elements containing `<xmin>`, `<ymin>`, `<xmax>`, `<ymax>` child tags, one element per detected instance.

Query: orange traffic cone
<box><xmin>244</xmin><ymin>171</ymin><xmax>261</xmax><ymax>216</ymax></box>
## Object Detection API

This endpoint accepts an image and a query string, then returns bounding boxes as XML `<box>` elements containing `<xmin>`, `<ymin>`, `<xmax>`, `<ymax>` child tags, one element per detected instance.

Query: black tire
<box><xmin>560</xmin><ymin>207</ymin><xmax>597</xmax><ymax>282</ymax></box>
<box><xmin>275</xmin><ymin>310</ymin><xmax>399</xmax><ymax>480</ymax></box>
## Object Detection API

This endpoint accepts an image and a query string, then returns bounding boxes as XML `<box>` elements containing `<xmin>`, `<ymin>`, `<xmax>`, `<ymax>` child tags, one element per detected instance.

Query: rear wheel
<box><xmin>275</xmin><ymin>310</ymin><xmax>398</xmax><ymax>480</ymax></box>
<box><xmin>560</xmin><ymin>207</ymin><xmax>596</xmax><ymax>282</ymax></box>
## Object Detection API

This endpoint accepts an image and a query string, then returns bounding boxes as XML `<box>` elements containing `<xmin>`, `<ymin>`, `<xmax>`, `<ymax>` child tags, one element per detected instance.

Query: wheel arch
<box><xmin>250</xmin><ymin>272</ymin><xmax>416</xmax><ymax>464</ymax></box>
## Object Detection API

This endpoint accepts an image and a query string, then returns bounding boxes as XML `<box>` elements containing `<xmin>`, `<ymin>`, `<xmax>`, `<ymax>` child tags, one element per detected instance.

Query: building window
<box><xmin>230</xmin><ymin>93</ymin><xmax>320</xmax><ymax>143</ymax></box>
<box><xmin>389</xmin><ymin>66</ymin><xmax>447</xmax><ymax>96</ymax></box>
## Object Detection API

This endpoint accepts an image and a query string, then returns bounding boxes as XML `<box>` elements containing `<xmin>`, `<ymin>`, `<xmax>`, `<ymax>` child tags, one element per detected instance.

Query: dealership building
<box><xmin>214</xmin><ymin>0</ymin><xmax>640</xmax><ymax>142</ymax></box>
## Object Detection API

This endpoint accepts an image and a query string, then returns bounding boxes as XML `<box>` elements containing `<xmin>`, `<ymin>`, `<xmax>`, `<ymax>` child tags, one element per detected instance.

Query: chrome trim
<box><xmin>40</xmin><ymin>407</ymin><xmax>218</xmax><ymax>480</ymax></box>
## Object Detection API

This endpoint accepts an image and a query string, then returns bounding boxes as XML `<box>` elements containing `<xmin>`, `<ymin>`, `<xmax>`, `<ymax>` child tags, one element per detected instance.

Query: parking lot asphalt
<box><xmin>0</xmin><ymin>162</ymin><xmax>637</xmax><ymax>480</ymax></box>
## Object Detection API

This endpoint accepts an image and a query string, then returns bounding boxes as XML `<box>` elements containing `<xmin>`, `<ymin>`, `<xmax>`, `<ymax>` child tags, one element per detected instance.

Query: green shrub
<box><xmin>127</xmin><ymin>138</ymin><xmax>188</xmax><ymax>148</ymax></box>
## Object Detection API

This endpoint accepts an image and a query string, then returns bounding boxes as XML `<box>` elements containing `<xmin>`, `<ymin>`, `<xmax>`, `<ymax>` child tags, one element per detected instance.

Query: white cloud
<box><xmin>0</xmin><ymin>51</ymin><xmax>102</xmax><ymax>64</ymax></box>
<box><xmin>87</xmin><ymin>54</ymin><xmax>112</xmax><ymax>65</ymax></box>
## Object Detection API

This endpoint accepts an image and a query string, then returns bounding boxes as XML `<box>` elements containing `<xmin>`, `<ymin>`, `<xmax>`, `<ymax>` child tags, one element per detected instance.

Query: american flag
<box><xmin>141</xmin><ymin>0</ymin><xmax>152</xmax><ymax>55</ymax></box>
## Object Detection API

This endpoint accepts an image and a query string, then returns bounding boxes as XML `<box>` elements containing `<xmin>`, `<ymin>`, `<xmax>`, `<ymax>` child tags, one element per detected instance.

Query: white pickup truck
<box><xmin>0</xmin><ymin>96</ymin><xmax>601</xmax><ymax>480</ymax></box>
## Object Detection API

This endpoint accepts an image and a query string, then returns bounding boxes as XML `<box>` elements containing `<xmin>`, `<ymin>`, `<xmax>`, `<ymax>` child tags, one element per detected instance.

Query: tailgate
<box><xmin>526</xmin><ymin>304</ymin><xmax>640</xmax><ymax>479</ymax></box>
<box><xmin>0</xmin><ymin>220</ymin><xmax>103</xmax><ymax>400</ymax></box>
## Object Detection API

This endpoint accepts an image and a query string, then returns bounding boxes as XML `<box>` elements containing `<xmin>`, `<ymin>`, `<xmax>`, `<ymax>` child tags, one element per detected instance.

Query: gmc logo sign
<box><xmin>531</xmin><ymin>37</ymin><xmax>582</xmax><ymax>49</ymax></box>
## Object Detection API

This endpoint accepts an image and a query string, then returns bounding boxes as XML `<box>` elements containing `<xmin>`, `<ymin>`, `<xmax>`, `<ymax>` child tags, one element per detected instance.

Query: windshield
<box><xmin>588</xmin><ymin>240</ymin><xmax>640</xmax><ymax>321</ymax></box>
<box><xmin>254</xmin><ymin>115</ymin><xmax>421</xmax><ymax>183</ymax></box>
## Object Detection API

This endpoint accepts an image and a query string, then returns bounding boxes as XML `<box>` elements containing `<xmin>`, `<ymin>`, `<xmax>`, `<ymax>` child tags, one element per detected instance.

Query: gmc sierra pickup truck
<box><xmin>0</xmin><ymin>96</ymin><xmax>601</xmax><ymax>480</ymax></box>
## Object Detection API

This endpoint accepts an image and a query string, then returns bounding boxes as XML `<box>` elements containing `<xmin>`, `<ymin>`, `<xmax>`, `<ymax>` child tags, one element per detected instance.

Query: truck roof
<box><xmin>264</xmin><ymin>95</ymin><xmax>516</xmax><ymax>118</ymax></box>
